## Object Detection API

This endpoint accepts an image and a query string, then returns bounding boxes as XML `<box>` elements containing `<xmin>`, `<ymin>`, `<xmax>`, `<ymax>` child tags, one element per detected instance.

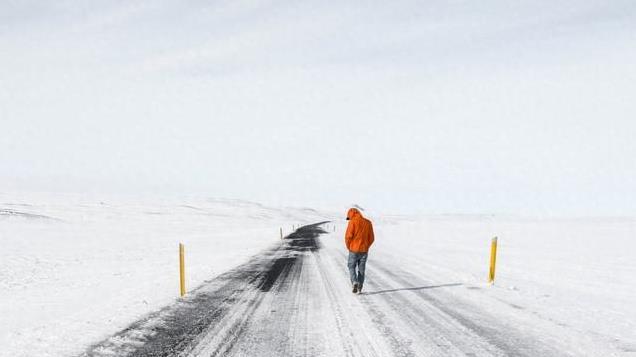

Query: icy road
<box><xmin>81</xmin><ymin>223</ymin><xmax>574</xmax><ymax>357</ymax></box>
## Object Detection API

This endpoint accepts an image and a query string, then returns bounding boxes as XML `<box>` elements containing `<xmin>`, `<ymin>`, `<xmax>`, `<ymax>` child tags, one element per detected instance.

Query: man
<box><xmin>344</xmin><ymin>207</ymin><xmax>374</xmax><ymax>294</ymax></box>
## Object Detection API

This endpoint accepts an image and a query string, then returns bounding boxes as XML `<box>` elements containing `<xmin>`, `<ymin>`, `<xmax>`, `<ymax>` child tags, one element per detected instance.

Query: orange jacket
<box><xmin>345</xmin><ymin>208</ymin><xmax>375</xmax><ymax>253</ymax></box>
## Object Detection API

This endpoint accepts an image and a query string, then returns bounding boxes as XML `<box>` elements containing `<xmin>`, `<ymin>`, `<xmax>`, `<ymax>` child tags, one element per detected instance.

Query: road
<box><xmin>81</xmin><ymin>222</ymin><xmax>571</xmax><ymax>357</ymax></box>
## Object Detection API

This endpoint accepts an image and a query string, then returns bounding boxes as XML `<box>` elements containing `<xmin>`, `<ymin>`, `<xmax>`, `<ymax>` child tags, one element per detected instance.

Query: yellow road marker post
<box><xmin>179</xmin><ymin>243</ymin><xmax>186</xmax><ymax>297</ymax></box>
<box><xmin>488</xmin><ymin>237</ymin><xmax>498</xmax><ymax>284</ymax></box>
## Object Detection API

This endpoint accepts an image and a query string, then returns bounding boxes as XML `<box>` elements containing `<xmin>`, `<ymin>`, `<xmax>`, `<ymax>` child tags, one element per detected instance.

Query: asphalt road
<box><xmin>81</xmin><ymin>222</ymin><xmax>570</xmax><ymax>357</ymax></box>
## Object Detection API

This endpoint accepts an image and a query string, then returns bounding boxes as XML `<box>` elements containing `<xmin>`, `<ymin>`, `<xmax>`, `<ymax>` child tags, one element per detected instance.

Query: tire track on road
<box><xmin>368</xmin><ymin>259</ymin><xmax>574</xmax><ymax>357</ymax></box>
<box><xmin>320</xmin><ymin>248</ymin><xmax>419</xmax><ymax>357</ymax></box>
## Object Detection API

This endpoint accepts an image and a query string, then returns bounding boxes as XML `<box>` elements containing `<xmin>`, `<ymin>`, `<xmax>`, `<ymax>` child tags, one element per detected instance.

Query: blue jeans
<box><xmin>347</xmin><ymin>252</ymin><xmax>368</xmax><ymax>287</ymax></box>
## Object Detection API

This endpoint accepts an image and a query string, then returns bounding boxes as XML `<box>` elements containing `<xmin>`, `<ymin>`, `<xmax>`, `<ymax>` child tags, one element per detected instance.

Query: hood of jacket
<box><xmin>346</xmin><ymin>207</ymin><xmax>363</xmax><ymax>220</ymax></box>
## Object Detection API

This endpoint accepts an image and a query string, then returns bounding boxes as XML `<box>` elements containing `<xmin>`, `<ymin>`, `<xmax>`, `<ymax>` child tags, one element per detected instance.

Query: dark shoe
<box><xmin>357</xmin><ymin>285</ymin><xmax>363</xmax><ymax>294</ymax></box>
<box><xmin>352</xmin><ymin>283</ymin><xmax>359</xmax><ymax>294</ymax></box>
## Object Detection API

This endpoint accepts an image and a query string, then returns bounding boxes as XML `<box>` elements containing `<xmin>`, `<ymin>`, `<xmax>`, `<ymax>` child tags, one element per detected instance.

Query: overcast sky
<box><xmin>1</xmin><ymin>0</ymin><xmax>635</xmax><ymax>215</ymax></box>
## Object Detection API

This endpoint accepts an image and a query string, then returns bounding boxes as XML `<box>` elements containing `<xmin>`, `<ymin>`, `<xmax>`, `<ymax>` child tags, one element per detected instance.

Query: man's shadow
<box><xmin>362</xmin><ymin>283</ymin><xmax>462</xmax><ymax>296</ymax></box>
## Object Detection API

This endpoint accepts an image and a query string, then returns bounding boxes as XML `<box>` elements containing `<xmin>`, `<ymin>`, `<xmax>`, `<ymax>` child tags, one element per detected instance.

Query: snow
<box><xmin>1</xmin><ymin>1</ymin><xmax>635</xmax><ymax>354</ymax></box>
<box><xmin>370</xmin><ymin>214</ymin><xmax>636</xmax><ymax>355</ymax></box>
<box><xmin>2</xmin><ymin>193</ymin><xmax>635</xmax><ymax>356</ymax></box>
<box><xmin>0</xmin><ymin>192</ymin><xmax>335</xmax><ymax>357</ymax></box>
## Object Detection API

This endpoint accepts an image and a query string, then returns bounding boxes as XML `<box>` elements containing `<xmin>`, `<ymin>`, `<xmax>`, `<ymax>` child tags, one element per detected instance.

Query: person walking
<box><xmin>344</xmin><ymin>207</ymin><xmax>374</xmax><ymax>294</ymax></box>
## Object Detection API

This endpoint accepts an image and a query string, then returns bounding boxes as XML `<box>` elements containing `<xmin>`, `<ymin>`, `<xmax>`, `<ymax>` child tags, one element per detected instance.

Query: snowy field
<box><xmin>371</xmin><ymin>215</ymin><xmax>636</xmax><ymax>355</ymax></box>
<box><xmin>0</xmin><ymin>192</ymin><xmax>335</xmax><ymax>357</ymax></box>
<box><xmin>2</xmin><ymin>192</ymin><xmax>635</xmax><ymax>356</ymax></box>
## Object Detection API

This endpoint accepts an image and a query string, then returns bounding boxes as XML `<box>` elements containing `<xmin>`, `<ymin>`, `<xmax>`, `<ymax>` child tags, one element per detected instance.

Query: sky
<box><xmin>1</xmin><ymin>0</ymin><xmax>636</xmax><ymax>216</ymax></box>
